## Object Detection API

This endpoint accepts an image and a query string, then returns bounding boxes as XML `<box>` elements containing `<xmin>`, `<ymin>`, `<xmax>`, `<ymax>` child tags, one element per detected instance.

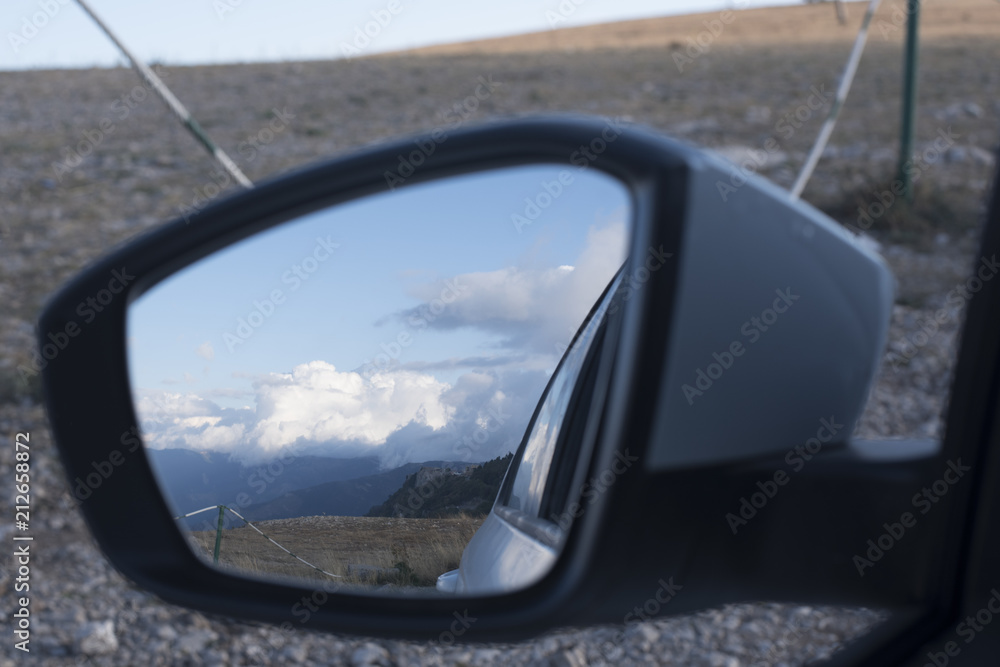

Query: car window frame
<box><xmin>496</xmin><ymin>271</ymin><xmax>624</xmax><ymax>530</ymax></box>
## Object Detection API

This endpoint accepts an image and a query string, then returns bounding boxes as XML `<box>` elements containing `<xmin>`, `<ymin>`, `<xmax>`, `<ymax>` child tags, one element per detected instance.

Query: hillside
<box><xmin>147</xmin><ymin>449</ymin><xmax>381</xmax><ymax>526</ymax></box>
<box><xmin>367</xmin><ymin>453</ymin><xmax>513</xmax><ymax>519</ymax></box>
<box><xmin>239</xmin><ymin>460</ymin><xmax>473</xmax><ymax>522</ymax></box>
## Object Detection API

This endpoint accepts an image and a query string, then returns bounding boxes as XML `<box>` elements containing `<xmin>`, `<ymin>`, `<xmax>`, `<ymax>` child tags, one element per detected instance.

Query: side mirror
<box><xmin>41</xmin><ymin>116</ymin><xmax>906</xmax><ymax>641</ymax></box>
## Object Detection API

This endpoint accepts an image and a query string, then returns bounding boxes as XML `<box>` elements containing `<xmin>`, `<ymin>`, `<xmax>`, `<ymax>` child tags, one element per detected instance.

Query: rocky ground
<box><xmin>0</xmin><ymin>401</ymin><xmax>885</xmax><ymax>665</ymax></box>
<box><xmin>2</xmin><ymin>0</ymin><xmax>1000</xmax><ymax>664</ymax></box>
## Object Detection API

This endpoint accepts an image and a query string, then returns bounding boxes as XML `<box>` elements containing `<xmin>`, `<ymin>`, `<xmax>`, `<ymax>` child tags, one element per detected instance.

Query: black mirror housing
<box><xmin>40</xmin><ymin>116</ymin><xmax>905</xmax><ymax>641</ymax></box>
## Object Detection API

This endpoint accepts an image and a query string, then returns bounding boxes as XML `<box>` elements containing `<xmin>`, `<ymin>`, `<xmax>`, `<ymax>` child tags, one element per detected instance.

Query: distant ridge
<box><xmin>367</xmin><ymin>453</ymin><xmax>513</xmax><ymax>519</ymax></box>
<box><xmin>387</xmin><ymin>0</ymin><xmax>996</xmax><ymax>57</ymax></box>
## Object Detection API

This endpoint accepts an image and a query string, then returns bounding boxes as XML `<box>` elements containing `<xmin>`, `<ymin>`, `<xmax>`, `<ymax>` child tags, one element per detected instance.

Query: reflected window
<box><xmin>505</xmin><ymin>272</ymin><xmax>622</xmax><ymax>518</ymax></box>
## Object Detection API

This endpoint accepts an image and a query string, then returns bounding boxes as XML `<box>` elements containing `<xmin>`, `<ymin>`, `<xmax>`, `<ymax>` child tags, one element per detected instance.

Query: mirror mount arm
<box><xmin>580</xmin><ymin>437</ymin><xmax>949</xmax><ymax>623</ymax></box>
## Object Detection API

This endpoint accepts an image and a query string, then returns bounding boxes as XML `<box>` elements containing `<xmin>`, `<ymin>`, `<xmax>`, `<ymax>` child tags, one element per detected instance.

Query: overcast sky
<box><xmin>3</xmin><ymin>0</ymin><xmax>802</xmax><ymax>70</ymax></box>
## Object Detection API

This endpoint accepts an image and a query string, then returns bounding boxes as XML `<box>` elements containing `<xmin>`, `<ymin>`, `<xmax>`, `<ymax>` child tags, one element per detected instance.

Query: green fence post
<box><xmin>213</xmin><ymin>505</ymin><xmax>225</xmax><ymax>564</ymax></box>
<box><xmin>897</xmin><ymin>0</ymin><xmax>920</xmax><ymax>203</ymax></box>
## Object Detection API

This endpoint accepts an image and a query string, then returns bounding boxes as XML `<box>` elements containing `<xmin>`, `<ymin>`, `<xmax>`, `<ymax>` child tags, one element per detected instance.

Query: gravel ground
<box><xmin>0</xmin><ymin>402</ymin><xmax>885</xmax><ymax>666</ymax></box>
<box><xmin>2</xmin><ymin>2</ymin><xmax>1000</xmax><ymax>664</ymax></box>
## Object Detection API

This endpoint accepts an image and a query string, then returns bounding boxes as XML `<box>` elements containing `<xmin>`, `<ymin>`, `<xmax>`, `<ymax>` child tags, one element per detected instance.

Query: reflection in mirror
<box><xmin>127</xmin><ymin>164</ymin><xmax>630</xmax><ymax>595</ymax></box>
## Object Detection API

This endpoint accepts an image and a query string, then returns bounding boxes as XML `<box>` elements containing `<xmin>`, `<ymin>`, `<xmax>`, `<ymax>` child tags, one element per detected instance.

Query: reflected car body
<box><xmin>440</xmin><ymin>273</ymin><xmax>621</xmax><ymax>594</ymax></box>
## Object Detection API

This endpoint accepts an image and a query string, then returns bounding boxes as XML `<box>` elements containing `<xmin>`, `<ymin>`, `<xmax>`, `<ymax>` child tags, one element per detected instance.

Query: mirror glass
<box><xmin>127</xmin><ymin>164</ymin><xmax>630</xmax><ymax>595</ymax></box>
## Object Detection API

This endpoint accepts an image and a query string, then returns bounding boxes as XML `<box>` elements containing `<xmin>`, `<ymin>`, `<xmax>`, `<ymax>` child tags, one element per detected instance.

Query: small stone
<box><xmin>946</xmin><ymin>146</ymin><xmax>969</xmax><ymax>163</ymax></box>
<box><xmin>281</xmin><ymin>644</ymin><xmax>309</xmax><ymax>663</ymax></box>
<box><xmin>963</xmin><ymin>102</ymin><xmax>984</xmax><ymax>118</ymax></box>
<box><xmin>473</xmin><ymin>648</ymin><xmax>503</xmax><ymax>663</ymax></box>
<box><xmin>708</xmin><ymin>653</ymin><xmax>740</xmax><ymax>667</ymax></box>
<box><xmin>636</xmin><ymin>624</ymin><xmax>661</xmax><ymax>643</ymax></box>
<box><xmin>177</xmin><ymin>628</ymin><xmax>217</xmax><ymax>654</ymax></box>
<box><xmin>550</xmin><ymin>646</ymin><xmax>588</xmax><ymax>667</ymax></box>
<box><xmin>744</xmin><ymin>106</ymin><xmax>771</xmax><ymax>124</ymax></box>
<box><xmin>351</xmin><ymin>642</ymin><xmax>390</xmax><ymax>666</ymax></box>
<box><xmin>969</xmin><ymin>146</ymin><xmax>996</xmax><ymax>167</ymax></box>
<box><xmin>245</xmin><ymin>643</ymin><xmax>268</xmax><ymax>664</ymax></box>
<box><xmin>75</xmin><ymin>620</ymin><xmax>118</xmax><ymax>656</ymax></box>
<box><xmin>870</xmin><ymin>147</ymin><xmax>895</xmax><ymax>162</ymax></box>
<box><xmin>840</xmin><ymin>143</ymin><xmax>868</xmax><ymax>159</ymax></box>
<box><xmin>38</xmin><ymin>637</ymin><xmax>68</xmax><ymax>656</ymax></box>
<box><xmin>201</xmin><ymin>649</ymin><xmax>228</xmax><ymax>666</ymax></box>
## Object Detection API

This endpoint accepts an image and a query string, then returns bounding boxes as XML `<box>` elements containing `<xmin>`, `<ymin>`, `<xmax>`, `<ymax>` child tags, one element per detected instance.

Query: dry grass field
<box><xmin>402</xmin><ymin>0</ymin><xmax>1000</xmax><ymax>54</ymax></box>
<box><xmin>187</xmin><ymin>514</ymin><xmax>485</xmax><ymax>588</ymax></box>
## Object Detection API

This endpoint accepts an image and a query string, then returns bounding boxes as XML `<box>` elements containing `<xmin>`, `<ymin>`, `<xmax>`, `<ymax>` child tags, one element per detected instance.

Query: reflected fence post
<box><xmin>213</xmin><ymin>505</ymin><xmax>225</xmax><ymax>565</ymax></box>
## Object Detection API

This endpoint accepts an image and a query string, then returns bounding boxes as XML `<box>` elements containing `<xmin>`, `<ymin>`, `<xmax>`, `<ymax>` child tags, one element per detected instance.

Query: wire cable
<box><xmin>790</xmin><ymin>0</ymin><xmax>882</xmax><ymax>200</ymax></box>
<box><xmin>73</xmin><ymin>0</ymin><xmax>253</xmax><ymax>190</ymax></box>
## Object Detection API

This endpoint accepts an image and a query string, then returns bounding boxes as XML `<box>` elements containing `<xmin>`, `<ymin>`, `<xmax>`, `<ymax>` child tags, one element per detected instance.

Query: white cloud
<box><xmin>134</xmin><ymin>218</ymin><xmax>625</xmax><ymax>467</ymax></box>
<box><xmin>397</xmin><ymin>218</ymin><xmax>627</xmax><ymax>356</ymax></box>
<box><xmin>196</xmin><ymin>341</ymin><xmax>215</xmax><ymax>361</ymax></box>
<box><xmin>247</xmin><ymin>361</ymin><xmax>454</xmax><ymax>458</ymax></box>
<box><xmin>135</xmin><ymin>391</ymin><xmax>249</xmax><ymax>453</ymax></box>
<box><xmin>136</xmin><ymin>361</ymin><xmax>458</xmax><ymax>463</ymax></box>
<box><xmin>134</xmin><ymin>362</ymin><xmax>547</xmax><ymax>468</ymax></box>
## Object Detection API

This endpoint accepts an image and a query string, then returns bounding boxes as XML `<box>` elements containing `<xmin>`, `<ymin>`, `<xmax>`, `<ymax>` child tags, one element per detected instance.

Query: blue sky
<box><xmin>127</xmin><ymin>165</ymin><xmax>631</xmax><ymax>465</ymax></box>
<box><xmin>3</xmin><ymin>0</ymin><xmax>802</xmax><ymax>70</ymax></box>
<box><xmin>39</xmin><ymin>0</ymin><xmax>801</xmax><ymax>467</ymax></box>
